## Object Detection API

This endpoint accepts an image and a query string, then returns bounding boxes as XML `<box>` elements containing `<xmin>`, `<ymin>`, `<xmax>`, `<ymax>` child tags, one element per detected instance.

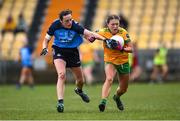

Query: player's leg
<box><xmin>113</xmin><ymin>62</ymin><xmax>130</xmax><ymax>111</ymax></box>
<box><xmin>102</xmin><ymin>63</ymin><xmax>116</xmax><ymax>98</ymax></box>
<box><xmin>150</xmin><ymin>65</ymin><xmax>159</xmax><ymax>83</ymax></box>
<box><xmin>162</xmin><ymin>64</ymin><xmax>168</xmax><ymax>80</ymax></box>
<box><xmin>71</xmin><ymin>67</ymin><xmax>90</xmax><ymax>103</ymax></box>
<box><xmin>17</xmin><ymin>67</ymin><xmax>27</xmax><ymax>89</ymax></box>
<box><xmin>116</xmin><ymin>74</ymin><xmax>129</xmax><ymax>96</ymax></box>
<box><xmin>113</xmin><ymin>74</ymin><xmax>129</xmax><ymax>111</ymax></box>
<box><xmin>27</xmin><ymin>67</ymin><xmax>34</xmax><ymax>88</ymax></box>
<box><xmin>54</xmin><ymin>59</ymin><xmax>66</xmax><ymax>112</ymax></box>
<box><xmin>71</xmin><ymin>66</ymin><xmax>84</xmax><ymax>89</ymax></box>
<box><xmin>20</xmin><ymin>67</ymin><xmax>27</xmax><ymax>84</ymax></box>
<box><xmin>99</xmin><ymin>63</ymin><xmax>116</xmax><ymax>112</ymax></box>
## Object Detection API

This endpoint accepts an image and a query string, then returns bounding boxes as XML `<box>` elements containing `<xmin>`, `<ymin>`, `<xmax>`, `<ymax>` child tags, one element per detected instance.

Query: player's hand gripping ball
<box><xmin>110</xmin><ymin>35</ymin><xmax>124</xmax><ymax>50</ymax></box>
<box><xmin>105</xmin><ymin>35</ymin><xmax>124</xmax><ymax>50</ymax></box>
<box><xmin>105</xmin><ymin>39</ymin><xmax>117</xmax><ymax>49</ymax></box>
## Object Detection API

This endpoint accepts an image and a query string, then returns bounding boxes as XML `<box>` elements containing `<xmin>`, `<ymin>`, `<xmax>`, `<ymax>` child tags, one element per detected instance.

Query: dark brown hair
<box><xmin>59</xmin><ymin>9</ymin><xmax>72</xmax><ymax>20</ymax></box>
<box><xmin>106</xmin><ymin>14</ymin><xmax>120</xmax><ymax>24</ymax></box>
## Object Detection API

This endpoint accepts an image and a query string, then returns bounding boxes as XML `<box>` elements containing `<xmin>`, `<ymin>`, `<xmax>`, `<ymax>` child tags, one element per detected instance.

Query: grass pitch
<box><xmin>0</xmin><ymin>83</ymin><xmax>180</xmax><ymax>120</ymax></box>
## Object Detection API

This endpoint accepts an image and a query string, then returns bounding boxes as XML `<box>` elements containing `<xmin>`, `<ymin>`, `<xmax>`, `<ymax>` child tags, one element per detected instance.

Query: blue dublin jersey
<box><xmin>47</xmin><ymin>19</ymin><xmax>84</xmax><ymax>48</ymax></box>
<box><xmin>20</xmin><ymin>46</ymin><xmax>33</xmax><ymax>67</ymax></box>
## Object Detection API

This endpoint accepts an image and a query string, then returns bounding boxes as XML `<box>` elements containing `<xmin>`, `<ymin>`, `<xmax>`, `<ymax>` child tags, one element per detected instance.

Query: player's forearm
<box><xmin>84</xmin><ymin>29</ymin><xmax>105</xmax><ymax>40</ymax></box>
<box><xmin>42</xmin><ymin>38</ymin><xmax>49</xmax><ymax>49</ymax></box>
<box><xmin>92</xmin><ymin>32</ymin><xmax>105</xmax><ymax>40</ymax></box>
<box><xmin>42</xmin><ymin>34</ymin><xmax>51</xmax><ymax>49</ymax></box>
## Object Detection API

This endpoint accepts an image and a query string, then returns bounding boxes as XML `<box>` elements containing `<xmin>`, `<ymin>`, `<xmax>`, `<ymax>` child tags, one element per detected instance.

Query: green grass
<box><xmin>0</xmin><ymin>83</ymin><xmax>180</xmax><ymax>120</ymax></box>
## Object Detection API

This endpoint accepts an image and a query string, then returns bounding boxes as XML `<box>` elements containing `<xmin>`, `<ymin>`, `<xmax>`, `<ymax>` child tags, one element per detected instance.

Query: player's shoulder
<box><xmin>119</xmin><ymin>27</ymin><xmax>128</xmax><ymax>33</ymax></box>
<box><xmin>72</xmin><ymin>20</ymin><xmax>83</xmax><ymax>29</ymax></box>
<box><xmin>52</xmin><ymin>19</ymin><xmax>60</xmax><ymax>24</ymax></box>
<box><xmin>72</xmin><ymin>20</ymin><xmax>80</xmax><ymax>27</ymax></box>
<box><xmin>72</xmin><ymin>20</ymin><xmax>79</xmax><ymax>24</ymax></box>
<box><xmin>118</xmin><ymin>27</ymin><xmax>131</xmax><ymax>42</ymax></box>
<box><xmin>50</xmin><ymin>19</ymin><xmax>61</xmax><ymax>27</ymax></box>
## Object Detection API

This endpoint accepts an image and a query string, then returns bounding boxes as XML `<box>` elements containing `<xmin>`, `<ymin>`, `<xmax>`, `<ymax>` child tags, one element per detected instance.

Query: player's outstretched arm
<box><xmin>40</xmin><ymin>34</ymin><xmax>52</xmax><ymax>56</ymax></box>
<box><xmin>83</xmin><ymin>29</ymin><xmax>105</xmax><ymax>43</ymax></box>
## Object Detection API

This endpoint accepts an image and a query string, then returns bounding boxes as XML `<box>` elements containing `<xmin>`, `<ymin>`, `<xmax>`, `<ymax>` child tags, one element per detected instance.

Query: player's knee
<box><xmin>106</xmin><ymin>77</ymin><xmax>113</xmax><ymax>85</ymax></box>
<box><xmin>58</xmin><ymin>72</ymin><xmax>66</xmax><ymax>80</ymax></box>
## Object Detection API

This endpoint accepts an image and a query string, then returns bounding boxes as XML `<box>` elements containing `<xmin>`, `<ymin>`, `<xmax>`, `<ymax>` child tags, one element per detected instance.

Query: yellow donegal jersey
<box><xmin>97</xmin><ymin>27</ymin><xmax>131</xmax><ymax>65</ymax></box>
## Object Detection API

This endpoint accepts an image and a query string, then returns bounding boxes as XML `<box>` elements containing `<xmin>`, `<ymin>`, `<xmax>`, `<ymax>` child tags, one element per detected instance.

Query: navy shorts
<box><xmin>22</xmin><ymin>65</ymin><xmax>33</xmax><ymax>69</ymax></box>
<box><xmin>52</xmin><ymin>45</ymin><xmax>81</xmax><ymax>68</ymax></box>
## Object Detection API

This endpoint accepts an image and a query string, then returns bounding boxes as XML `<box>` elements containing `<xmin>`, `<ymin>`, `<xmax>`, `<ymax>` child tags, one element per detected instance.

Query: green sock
<box><xmin>101</xmin><ymin>98</ymin><xmax>107</xmax><ymax>105</ymax></box>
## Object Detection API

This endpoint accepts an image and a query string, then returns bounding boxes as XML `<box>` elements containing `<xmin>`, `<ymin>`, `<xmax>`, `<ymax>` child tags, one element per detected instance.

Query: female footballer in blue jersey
<box><xmin>17</xmin><ymin>41</ymin><xmax>34</xmax><ymax>89</ymax></box>
<box><xmin>40</xmin><ymin>9</ymin><xmax>105</xmax><ymax>112</ymax></box>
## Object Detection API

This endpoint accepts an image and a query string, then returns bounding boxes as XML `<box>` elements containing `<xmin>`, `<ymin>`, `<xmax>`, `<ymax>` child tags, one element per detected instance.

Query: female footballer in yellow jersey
<box><xmin>96</xmin><ymin>15</ymin><xmax>133</xmax><ymax>112</ymax></box>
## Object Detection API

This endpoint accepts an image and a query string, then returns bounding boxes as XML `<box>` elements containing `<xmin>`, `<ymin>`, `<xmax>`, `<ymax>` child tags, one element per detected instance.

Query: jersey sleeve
<box><xmin>47</xmin><ymin>19</ymin><xmax>60</xmax><ymax>36</ymax></box>
<box><xmin>122</xmin><ymin>29</ymin><xmax>131</xmax><ymax>44</ymax></box>
<box><xmin>96</xmin><ymin>28</ymin><xmax>112</xmax><ymax>39</ymax></box>
<box><xmin>96</xmin><ymin>29</ymin><xmax>104</xmax><ymax>36</ymax></box>
<box><xmin>72</xmin><ymin>20</ymin><xmax>84</xmax><ymax>35</ymax></box>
